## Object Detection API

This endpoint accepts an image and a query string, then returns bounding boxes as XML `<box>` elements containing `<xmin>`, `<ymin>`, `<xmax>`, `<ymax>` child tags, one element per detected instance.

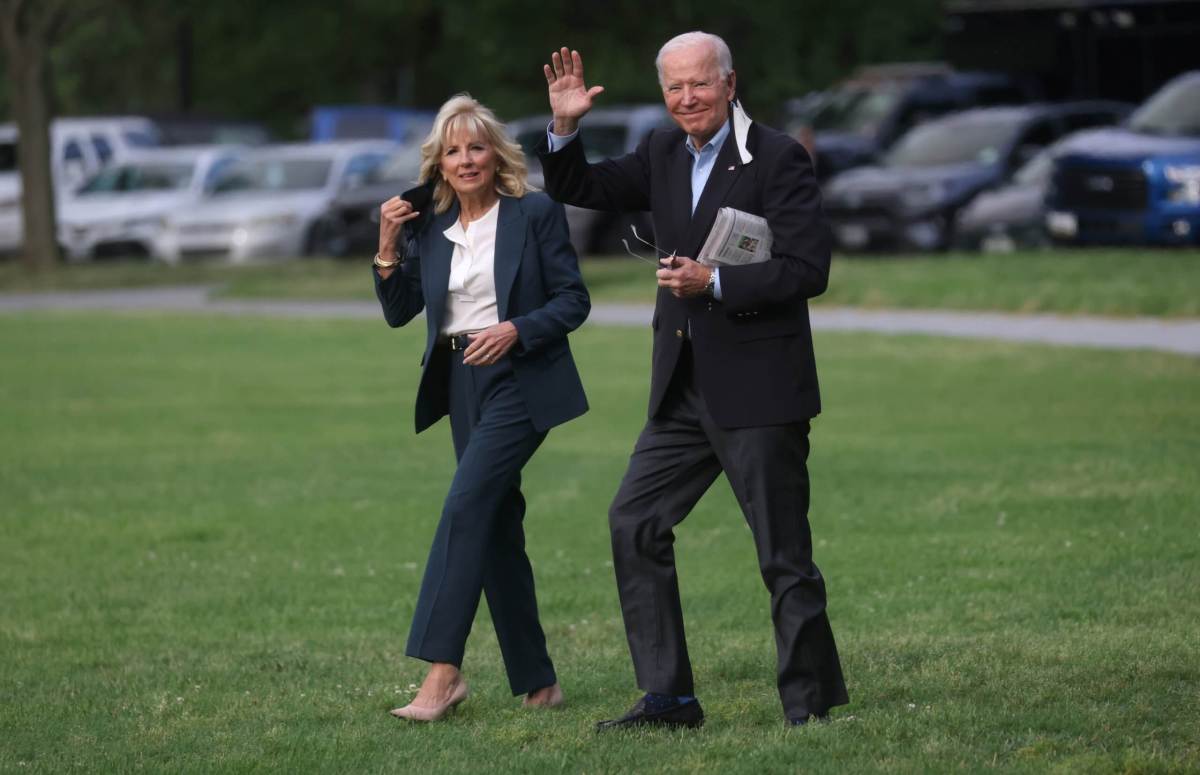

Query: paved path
<box><xmin>2</xmin><ymin>286</ymin><xmax>1198</xmax><ymax>356</ymax></box>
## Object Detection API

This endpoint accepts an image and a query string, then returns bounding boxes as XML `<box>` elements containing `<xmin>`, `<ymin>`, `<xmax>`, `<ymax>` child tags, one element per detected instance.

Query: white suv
<box><xmin>0</xmin><ymin>116</ymin><xmax>160</xmax><ymax>253</ymax></box>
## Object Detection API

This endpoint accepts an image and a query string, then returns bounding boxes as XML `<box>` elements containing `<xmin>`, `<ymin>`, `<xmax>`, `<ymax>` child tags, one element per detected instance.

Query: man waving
<box><xmin>539</xmin><ymin>32</ymin><xmax>848</xmax><ymax>730</ymax></box>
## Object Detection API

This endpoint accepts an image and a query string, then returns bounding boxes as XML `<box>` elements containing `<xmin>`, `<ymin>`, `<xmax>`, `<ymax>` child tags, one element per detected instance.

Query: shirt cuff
<box><xmin>546</xmin><ymin>120</ymin><xmax>579</xmax><ymax>153</ymax></box>
<box><xmin>711</xmin><ymin>267</ymin><xmax>722</xmax><ymax>301</ymax></box>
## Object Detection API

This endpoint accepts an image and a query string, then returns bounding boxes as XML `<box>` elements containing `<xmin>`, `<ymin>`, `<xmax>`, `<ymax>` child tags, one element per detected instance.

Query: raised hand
<box><xmin>543</xmin><ymin>47</ymin><xmax>605</xmax><ymax>136</ymax></box>
<box><xmin>378</xmin><ymin>196</ymin><xmax>422</xmax><ymax>256</ymax></box>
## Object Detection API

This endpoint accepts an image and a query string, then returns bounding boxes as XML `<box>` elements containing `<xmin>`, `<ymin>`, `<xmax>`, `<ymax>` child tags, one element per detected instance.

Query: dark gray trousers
<box><xmin>608</xmin><ymin>343</ymin><xmax>848</xmax><ymax>718</ymax></box>
<box><xmin>405</xmin><ymin>350</ymin><xmax>557</xmax><ymax>695</ymax></box>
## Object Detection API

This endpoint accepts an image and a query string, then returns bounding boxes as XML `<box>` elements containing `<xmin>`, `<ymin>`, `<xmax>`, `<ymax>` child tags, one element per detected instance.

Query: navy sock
<box><xmin>643</xmin><ymin>693</ymin><xmax>696</xmax><ymax>712</ymax></box>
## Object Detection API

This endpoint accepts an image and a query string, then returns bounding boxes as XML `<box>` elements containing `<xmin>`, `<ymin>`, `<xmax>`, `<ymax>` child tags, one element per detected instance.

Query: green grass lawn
<box><xmin>1</xmin><ymin>314</ymin><xmax>1198</xmax><ymax>773</ymax></box>
<box><xmin>3</xmin><ymin>248</ymin><xmax>1200</xmax><ymax>316</ymax></box>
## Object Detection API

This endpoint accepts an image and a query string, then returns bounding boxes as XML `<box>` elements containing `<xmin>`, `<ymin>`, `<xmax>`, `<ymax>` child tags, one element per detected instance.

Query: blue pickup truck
<box><xmin>1046</xmin><ymin>72</ymin><xmax>1200</xmax><ymax>246</ymax></box>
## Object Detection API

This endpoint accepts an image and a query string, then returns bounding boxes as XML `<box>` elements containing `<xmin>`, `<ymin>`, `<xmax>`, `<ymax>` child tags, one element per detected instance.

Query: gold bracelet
<box><xmin>373</xmin><ymin>252</ymin><xmax>402</xmax><ymax>269</ymax></box>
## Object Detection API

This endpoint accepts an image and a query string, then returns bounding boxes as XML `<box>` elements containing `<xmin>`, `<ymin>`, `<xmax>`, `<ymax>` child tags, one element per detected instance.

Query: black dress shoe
<box><xmin>787</xmin><ymin>712</ymin><xmax>830</xmax><ymax>726</ymax></box>
<box><xmin>595</xmin><ymin>695</ymin><xmax>705</xmax><ymax>731</ymax></box>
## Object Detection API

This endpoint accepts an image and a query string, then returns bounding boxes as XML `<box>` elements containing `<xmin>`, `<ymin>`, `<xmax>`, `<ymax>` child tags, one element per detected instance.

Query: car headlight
<box><xmin>1164</xmin><ymin>164</ymin><xmax>1200</xmax><ymax>205</ymax></box>
<box><xmin>900</xmin><ymin>181</ymin><xmax>948</xmax><ymax>213</ymax></box>
<box><xmin>248</xmin><ymin>214</ymin><xmax>299</xmax><ymax>230</ymax></box>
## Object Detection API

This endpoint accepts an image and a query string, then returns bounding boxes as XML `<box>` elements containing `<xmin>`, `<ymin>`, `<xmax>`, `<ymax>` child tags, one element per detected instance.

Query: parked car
<box><xmin>782</xmin><ymin>90</ymin><xmax>830</xmax><ymax>157</ymax></box>
<box><xmin>823</xmin><ymin>101</ymin><xmax>1131</xmax><ymax>251</ymax></box>
<box><xmin>953</xmin><ymin>142</ymin><xmax>1060</xmax><ymax>251</ymax></box>
<box><xmin>0</xmin><ymin>116</ymin><xmax>160</xmax><ymax>253</ymax></box>
<box><xmin>0</xmin><ymin>124</ymin><xmax>17</xmax><ymax>211</ymax></box>
<box><xmin>509</xmin><ymin>105</ymin><xmax>674</xmax><ymax>255</ymax></box>
<box><xmin>321</xmin><ymin>143</ymin><xmax>423</xmax><ymax>257</ymax></box>
<box><xmin>1045</xmin><ymin>71</ymin><xmax>1200</xmax><ymax>246</ymax></box>
<box><xmin>792</xmin><ymin>64</ymin><xmax>1039</xmax><ymax>182</ymax></box>
<box><xmin>57</xmin><ymin>146</ymin><xmax>244</xmax><ymax>261</ymax></box>
<box><xmin>161</xmin><ymin>141</ymin><xmax>393</xmax><ymax>262</ymax></box>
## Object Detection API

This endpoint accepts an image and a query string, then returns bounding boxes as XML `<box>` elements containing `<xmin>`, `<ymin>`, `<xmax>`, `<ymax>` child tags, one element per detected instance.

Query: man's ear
<box><xmin>727</xmin><ymin>70</ymin><xmax>737</xmax><ymax>102</ymax></box>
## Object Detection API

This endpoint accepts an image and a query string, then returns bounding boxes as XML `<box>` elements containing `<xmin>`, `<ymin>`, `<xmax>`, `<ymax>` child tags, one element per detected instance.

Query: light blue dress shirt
<box><xmin>547</xmin><ymin>120</ymin><xmax>730</xmax><ymax>299</ymax></box>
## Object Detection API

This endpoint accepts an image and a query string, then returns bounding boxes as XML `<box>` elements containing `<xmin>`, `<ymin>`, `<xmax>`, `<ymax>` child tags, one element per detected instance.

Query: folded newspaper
<box><xmin>696</xmin><ymin>207</ymin><xmax>773</xmax><ymax>267</ymax></box>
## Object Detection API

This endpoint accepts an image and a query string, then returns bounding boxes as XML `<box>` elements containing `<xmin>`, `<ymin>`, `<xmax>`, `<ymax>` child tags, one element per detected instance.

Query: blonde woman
<box><xmin>374</xmin><ymin>94</ymin><xmax>589</xmax><ymax>721</ymax></box>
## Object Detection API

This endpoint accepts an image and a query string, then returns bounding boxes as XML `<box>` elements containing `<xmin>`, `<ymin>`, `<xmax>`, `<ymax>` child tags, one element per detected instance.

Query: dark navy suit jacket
<box><xmin>374</xmin><ymin>192</ymin><xmax>590</xmax><ymax>433</ymax></box>
<box><xmin>539</xmin><ymin>118</ymin><xmax>831</xmax><ymax>428</ymax></box>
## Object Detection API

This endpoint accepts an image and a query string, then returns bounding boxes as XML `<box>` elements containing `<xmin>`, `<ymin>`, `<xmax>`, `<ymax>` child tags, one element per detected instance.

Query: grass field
<box><xmin>3</xmin><ymin>248</ymin><xmax>1200</xmax><ymax>316</ymax></box>
<box><xmin>2</xmin><ymin>313</ymin><xmax>1198</xmax><ymax>773</ymax></box>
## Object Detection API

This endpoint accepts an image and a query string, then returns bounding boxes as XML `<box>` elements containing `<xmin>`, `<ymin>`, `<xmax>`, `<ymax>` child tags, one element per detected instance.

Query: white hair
<box><xmin>655</xmin><ymin>31</ymin><xmax>733</xmax><ymax>87</ymax></box>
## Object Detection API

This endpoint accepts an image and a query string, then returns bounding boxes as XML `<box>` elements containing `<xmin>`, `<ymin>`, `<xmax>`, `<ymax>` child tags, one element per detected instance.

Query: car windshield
<box><xmin>579</xmin><ymin>125</ymin><xmax>629</xmax><ymax>162</ymax></box>
<box><xmin>811</xmin><ymin>84</ymin><xmax>902</xmax><ymax>135</ymax></box>
<box><xmin>810</xmin><ymin>89</ymin><xmax>861</xmax><ymax>131</ymax></box>
<box><xmin>1012</xmin><ymin>147</ymin><xmax>1054</xmax><ymax>185</ymax></box>
<box><xmin>1128</xmin><ymin>77</ymin><xmax>1200</xmax><ymax>136</ymax></box>
<box><xmin>370</xmin><ymin>144</ymin><xmax>423</xmax><ymax>184</ymax></box>
<box><xmin>515</xmin><ymin>122</ymin><xmax>630</xmax><ymax>166</ymax></box>
<box><xmin>0</xmin><ymin>141</ymin><xmax>16</xmax><ymax>172</ymax></box>
<box><xmin>123</xmin><ymin>130</ymin><xmax>159</xmax><ymax>148</ymax></box>
<box><xmin>78</xmin><ymin>162</ymin><xmax>194</xmax><ymax>193</ymax></box>
<box><xmin>214</xmin><ymin>158</ymin><xmax>332</xmax><ymax>193</ymax></box>
<box><xmin>886</xmin><ymin>114</ymin><xmax>1021</xmax><ymax>167</ymax></box>
<box><xmin>784</xmin><ymin>93</ymin><xmax>829</xmax><ymax>131</ymax></box>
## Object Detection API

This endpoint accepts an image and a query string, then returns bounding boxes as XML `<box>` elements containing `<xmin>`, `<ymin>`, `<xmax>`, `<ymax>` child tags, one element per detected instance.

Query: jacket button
<box><xmin>675</xmin><ymin>329</ymin><xmax>683</xmax><ymax>338</ymax></box>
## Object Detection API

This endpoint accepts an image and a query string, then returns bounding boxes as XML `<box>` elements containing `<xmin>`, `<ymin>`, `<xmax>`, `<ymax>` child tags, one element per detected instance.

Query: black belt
<box><xmin>438</xmin><ymin>333</ymin><xmax>473</xmax><ymax>351</ymax></box>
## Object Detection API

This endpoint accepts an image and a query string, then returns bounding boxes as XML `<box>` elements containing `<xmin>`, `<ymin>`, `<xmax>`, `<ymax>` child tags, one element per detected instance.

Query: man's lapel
<box><xmin>684</xmin><ymin>122</ymin><xmax>746</xmax><ymax>257</ymax></box>
<box><xmin>665</xmin><ymin>140</ymin><xmax>694</xmax><ymax>256</ymax></box>
<box><xmin>492</xmin><ymin>196</ymin><xmax>526</xmax><ymax>321</ymax></box>
<box><xmin>423</xmin><ymin>201</ymin><xmax>459</xmax><ymax>333</ymax></box>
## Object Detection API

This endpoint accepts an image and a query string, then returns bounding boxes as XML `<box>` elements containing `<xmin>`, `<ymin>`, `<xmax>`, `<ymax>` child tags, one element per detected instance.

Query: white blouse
<box><xmin>440</xmin><ymin>199</ymin><xmax>501</xmax><ymax>336</ymax></box>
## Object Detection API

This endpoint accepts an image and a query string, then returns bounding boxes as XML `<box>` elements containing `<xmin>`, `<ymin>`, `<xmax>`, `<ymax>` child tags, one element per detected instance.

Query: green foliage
<box><xmin>1</xmin><ymin>314</ymin><xmax>1198</xmax><ymax>772</ymax></box>
<box><xmin>1</xmin><ymin>0</ymin><xmax>945</xmax><ymax>133</ymax></box>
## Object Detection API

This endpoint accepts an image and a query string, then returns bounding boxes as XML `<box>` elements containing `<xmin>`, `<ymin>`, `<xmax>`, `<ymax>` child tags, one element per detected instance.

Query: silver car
<box><xmin>161</xmin><ymin>141</ymin><xmax>394</xmax><ymax>262</ymax></box>
<box><xmin>58</xmin><ymin>146</ymin><xmax>243</xmax><ymax>261</ymax></box>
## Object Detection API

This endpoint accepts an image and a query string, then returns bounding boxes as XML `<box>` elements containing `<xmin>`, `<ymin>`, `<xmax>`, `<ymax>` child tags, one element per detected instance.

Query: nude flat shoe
<box><xmin>522</xmin><ymin>683</ymin><xmax>565</xmax><ymax>709</ymax></box>
<box><xmin>389</xmin><ymin>680</ymin><xmax>469</xmax><ymax>722</ymax></box>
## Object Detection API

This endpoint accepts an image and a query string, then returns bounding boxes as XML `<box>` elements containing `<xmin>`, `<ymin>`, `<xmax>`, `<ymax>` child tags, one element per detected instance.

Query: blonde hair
<box><xmin>419</xmin><ymin>94</ymin><xmax>532</xmax><ymax>214</ymax></box>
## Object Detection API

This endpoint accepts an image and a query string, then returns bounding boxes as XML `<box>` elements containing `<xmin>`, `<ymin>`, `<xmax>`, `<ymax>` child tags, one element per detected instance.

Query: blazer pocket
<box><xmin>733</xmin><ymin>318</ymin><xmax>803</xmax><ymax>343</ymax></box>
<box><xmin>524</xmin><ymin>340</ymin><xmax>569</xmax><ymax>364</ymax></box>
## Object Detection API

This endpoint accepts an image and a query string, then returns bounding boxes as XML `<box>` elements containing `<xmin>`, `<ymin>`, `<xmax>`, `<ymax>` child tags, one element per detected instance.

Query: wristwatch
<box><xmin>703</xmin><ymin>267</ymin><xmax>716</xmax><ymax>296</ymax></box>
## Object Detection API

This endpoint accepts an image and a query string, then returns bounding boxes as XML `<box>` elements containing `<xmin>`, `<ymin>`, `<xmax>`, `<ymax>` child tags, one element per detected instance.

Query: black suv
<box><xmin>789</xmin><ymin>64</ymin><xmax>1039</xmax><ymax>182</ymax></box>
<box><xmin>823</xmin><ymin>101</ymin><xmax>1131</xmax><ymax>252</ymax></box>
